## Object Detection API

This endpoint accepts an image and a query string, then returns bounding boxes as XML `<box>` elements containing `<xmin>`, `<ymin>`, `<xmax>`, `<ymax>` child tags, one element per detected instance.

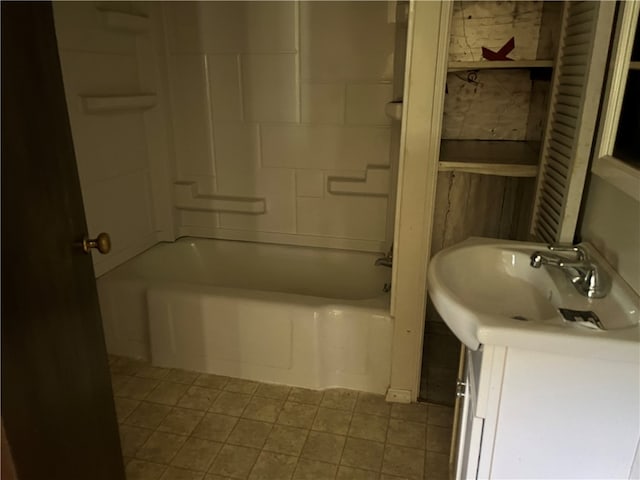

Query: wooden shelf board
<box><xmin>448</xmin><ymin>60</ymin><xmax>554</xmax><ymax>71</ymax></box>
<box><xmin>629</xmin><ymin>61</ymin><xmax>640</xmax><ymax>71</ymax></box>
<box><xmin>439</xmin><ymin>140</ymin><xmax>540</xmax><ymax>177</ymax></box>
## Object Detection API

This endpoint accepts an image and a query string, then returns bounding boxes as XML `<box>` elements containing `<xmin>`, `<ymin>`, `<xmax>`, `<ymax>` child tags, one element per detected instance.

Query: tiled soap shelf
<box><xmin>174</xmin><ymin>182</ymin><xmax>266</xmax><ymax>214</ymax></box>
<box><xmin>100</xmin><ymin>10</ymin><xmax>149</xmax><ymax>33</ymax></box>
<box><xmin>80</xmin><ymin>94</ymin><xmax>157</xmax><ymax>114</ymax></box>
<box><xmin>328</xmin><ymin>166</ymin><xmax>390</xmax><ymax>196</ymax></box>
<box><xmin>439</xmin><ymin>140</ymin><xmax>539</xmax><ymax>177</ymax></box>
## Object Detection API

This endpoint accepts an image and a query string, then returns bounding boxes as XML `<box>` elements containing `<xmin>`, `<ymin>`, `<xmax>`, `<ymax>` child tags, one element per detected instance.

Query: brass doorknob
<box><xmin>82</xmin><ymin>232</ymin><xmax>111</xmax><ymax>254</ymax></box>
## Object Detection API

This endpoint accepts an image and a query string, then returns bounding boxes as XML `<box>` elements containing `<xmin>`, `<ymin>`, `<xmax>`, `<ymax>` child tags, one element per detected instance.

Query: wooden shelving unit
<box><xmin>628</xmin><ymin>61</ymin><xmax>640</xmax><ymax>70</ymax></box>
<box><xmin>439</xmin><ymin>140</ymin><xmax>539</xmax><ymax>177</ymax></box>
<box><xmin>448</xmin><ymin>59</ymin><xmax>554</xmax><ymax>71</ymax></box>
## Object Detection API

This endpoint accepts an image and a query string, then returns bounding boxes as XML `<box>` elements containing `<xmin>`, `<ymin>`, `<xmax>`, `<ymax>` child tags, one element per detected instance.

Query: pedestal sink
<box><xmin>427</xmin><ymin>237</ymin><xmax>640</xmax><ymax>361</ymax></box>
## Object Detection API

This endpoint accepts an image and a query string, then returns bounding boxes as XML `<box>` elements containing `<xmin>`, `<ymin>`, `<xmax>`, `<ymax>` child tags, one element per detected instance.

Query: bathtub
<box><xmin>97</xmin><ymin>238</ymin><xmax>393</xmax><ymax>394</ymax></box>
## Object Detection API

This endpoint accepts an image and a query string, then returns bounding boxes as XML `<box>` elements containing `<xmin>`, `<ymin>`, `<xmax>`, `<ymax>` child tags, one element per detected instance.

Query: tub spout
<box><xmin>375</xmin><ymin>257</ymin><xmax>393</xmax><ymax>268</ymax></box>
<box><xmin>375</xmin><ymin>244</ymin><xmax>393</xmax><ymax>268</ymax></box>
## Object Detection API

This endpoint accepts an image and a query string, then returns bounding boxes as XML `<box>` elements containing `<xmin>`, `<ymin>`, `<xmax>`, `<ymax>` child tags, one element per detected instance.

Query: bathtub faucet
<box><xmin>529</xmin><ymin>244</ymin><xmax>609</xmax><ymax>298</ymax></box>
<box><xmin>375</xmin><ymin>244</ymin><xmax>393</xmax><ymax>268</ymax></box>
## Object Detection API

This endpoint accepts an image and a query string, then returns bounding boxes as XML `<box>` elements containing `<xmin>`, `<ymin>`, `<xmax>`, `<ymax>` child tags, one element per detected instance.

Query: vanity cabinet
<box><xmin>452</xmin><ymin>344</ymin><xmax>640</xmax><ymax>479</ymax></box>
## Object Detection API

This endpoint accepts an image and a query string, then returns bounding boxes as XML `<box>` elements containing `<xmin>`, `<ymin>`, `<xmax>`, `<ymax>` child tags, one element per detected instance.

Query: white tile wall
<box><xmin>166</xmin><ymin>1</ymin><xmax>247</xmax><ymax>54</ymax></box>
<box><xmin>296</xmin><ymin>170</ymin><xmax>325</xmax><ymax>198</ymax></box>
<box><xmin>219</xmin><ymin>169</ymin><xmax>297</xmax><ymax>234</ymax></box>
<box><xmin>301</xmin><ymin>83</ymin><xmax>345</xmax><ymax>124</ymax></box>
<box><xmin>297</xmin><ymin>195</ymin><xmax>388</xmax><ymax>241</ymax></box>
<box><xmin>242</xmin><ymin>54</ymin><xmax>299</xmax><ymax>123</ymax></box>
<box><xmin>300</xmin><ymin>1</ymin><xmax>395</xmax><ymax>82</ymax></box>
<box><xmin>53</xmin><ymin>2</ymin><xmax>138</xmax><ymax>54</ymax></box>
<box><xmin>260</xmin><ymin>125</ymin><xmax>391</xmax><ymax>170</ymax></box>
<box><xmin>245</xmin><ymin>1</ymin><xmax>298</xmax><ymax>53</ymax></box>
<box><xmin>168</xmin><ymin>54</ymin><xmax>215</xmax><ymax>177</ymax></box>
<box><xmin>165</xmin><ymin>1</ymin><xmax>396</xmax><ymax>249</ymax></box>
<box><xmin>346</xmin><ymin>83</ymin><xmax>393</xmax><ymax>126</ymax></box>
<box><xmin>207</xmin><ymin>54</ymin><xmax>243</xmax><ymax>123</ymax></box>
<box><xmin>212</xmin><ymin>123</ymin><xmax>260</xmax><ymax>193</ymax></box>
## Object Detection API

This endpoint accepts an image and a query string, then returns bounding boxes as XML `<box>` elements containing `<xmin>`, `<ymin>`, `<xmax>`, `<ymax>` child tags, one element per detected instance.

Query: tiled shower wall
<box><xmin>164</xmin><ymin>1</ymin><xmax>397</xmax><ymax>251</ymax></box>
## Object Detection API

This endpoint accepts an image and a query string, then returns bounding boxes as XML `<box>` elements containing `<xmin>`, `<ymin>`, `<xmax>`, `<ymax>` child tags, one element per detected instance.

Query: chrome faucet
<box><xmin>530</xmin><ymin>244</ymin><xmax>609</xmax><ymax>298</ymax></box>
<box><xmin>375</xmin><ymin>244</ymin><xmax>393</xmax><ymax>268</ymax></box>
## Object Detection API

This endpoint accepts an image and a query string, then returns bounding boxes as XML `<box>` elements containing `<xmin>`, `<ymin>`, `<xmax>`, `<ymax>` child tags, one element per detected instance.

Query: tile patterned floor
<box><xmin>110</xmin><ymin>356</ymin><xmax>453</xmax><ymax>480</ymax></box>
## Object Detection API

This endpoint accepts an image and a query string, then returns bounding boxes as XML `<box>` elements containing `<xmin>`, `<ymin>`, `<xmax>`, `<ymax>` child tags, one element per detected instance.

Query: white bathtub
<box><xmin>97</xmin><ymin>238</ymin><xmax>393</xmax><ymax>394</ymax></box>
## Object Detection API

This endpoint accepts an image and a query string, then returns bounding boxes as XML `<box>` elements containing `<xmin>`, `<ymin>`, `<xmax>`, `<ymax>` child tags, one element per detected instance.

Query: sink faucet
<box><xmin>375</xmin><ymin>244</ymin><xmax>393</xmax><ymax>268</ymax></box>
<box><xmin>530</xmin><ymin>244</ymin><xmax>609</xmax><ymax>298</ymax></box>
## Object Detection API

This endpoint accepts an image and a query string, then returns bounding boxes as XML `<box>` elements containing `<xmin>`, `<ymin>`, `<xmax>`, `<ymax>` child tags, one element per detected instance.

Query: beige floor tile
<box><xmin>117</xmin><ymin>376</ymin><xmax>159</xmax><ymax>400</ymax></box>
<box><xmin>381</xmin><ymin>445</ymin><xmax>424</xmax><ymax>480</ymax></box>
<box><xmin>126</xmin><ymin>402</ymin><xmax>172</xmax><ymax>429</ymax></box>
<box><xmin>340</xmin><ymin>437</ymin><xmax>384</xmax><ymax>472</ymax></box>
<box><xmin>147</xmin><ymin>382</ymin><xmax>189</xmax><ymax>406</ymax></box>
<box><xmin>136</xmin><ymin>431</ymin><xmax>188</xmax><ymax>464</ymax></box>
<box><xmin>160</xmin><ymin>466</ymin><xmax>205</xmax><ymax>480</ymax></box>
<box><xmin>119</xmin><ymin>424</ymin><xmax>153</xmax><ymax>457</ymax></box>
<box><xmin>165</xmin><ymin>369</ymin><xmax>200</xmax><ymax>385</ymax></box>
<box><xmin>301</xmin><ymin>431</ymin><xmax>346</xmax><ymax>464</ymax></box>
<box><xmin>171</xmin><ymin>437</ymin><xmax>222</xmax><ymax>472</ymax></box>
<box><xmin>321</xmin><ymin>389</ymin><xmax>358</xmax><ymax>411</ymax></box>
<box><xmin>248</xmin><ymin>451</ymin><xmax>297</xmax><ymax>480</ymax></box>
<box><xmin>426</xmin><ymin>425</ymin><xmax>452</xmax><ymax>454</ymax></box>
<box><xmin>178</xmin><ymin>386</ymin><xmax>221</xmax><ymax>411</ymax></box>
<box><xmin>158</xmin><ymin>408</ymin><xmax>205</xmax><ymax>436</ymax></box>
<box><xmin>111</xmin><ymin>357</ymin><xmax>146</xmax><ymax>377</ymax></box>
<box><xmin>424</xmin><ymin>451</ymin><xmax>449</xmax><ymax>480</ymax></box>
<box><xmin>254</xmin><ymin>383</ymin><xmax>291</xmax><ymax>400</ymax></box>
<box><xmin>209</xmin><ymin>444</ymin><xmax>260</xmax><ymax>479</ymax></box>
<box><xmin>263</xmin><ymin>425</ymin><xmax>309</xmax><ymax>456</ymax></box>
<box><xmin>209</xmin><ymin>391</ymin><xmax>251</xmax><ymax>417</ymax></box>
<box><xmin>204</xmin><ymin>475</ymin><xmax>234</xmax><ymax>480</ymax></box>
<box><xmin>126</xmin><ymin>459</ymin><xmax>167</xmax><ymax>480</ymax></box>
<box><xmin>293</xmin><ymin>459</ymin><xmax>338</xmax><ymax>480</ymax></box>
<box><xmin>242</xmin><ymin>396</ymin><xmax>283</xmax><ymax>423</ymax></box>
<box><xmin>194</xmin><ymin>373</ymin><xmax>229</xmax><ymax>390</ymax></box>
<box><xmin>380</xmin><ymin>475</ymin><xmax>409</xmax><ymax>480</ymax></box>
<box><xmin>287</xmin><ymin>387</ymin><xmax>323</xmax><ymax>406</ymax></box>
<box><xmin>227</xmin><ymin>419</ymin><xmax>273</xmax><ymax>449</ymax></box>
<box><xmin>112</xmin><ymin>374</ymin><xmax>131</xmax><ymax>393</ymax></box>
<box><xmin>115</xmin><ymin>397</ymin><xmax>141</xmax><ymax>423</ymax></box>
<box><xmin>192</xmin><ymin>413</ymin><xmax>238</xmax><ymax>442</ymax></box>
<box><xmin>337</xmin><ymin>466</ymin><xmax>380</xmax><ymax>479</ymax></box>
<box><xmin>387</xmin><ymin>418</ymin><xmax>426</xmax><ymax>449</ymax></box>
<box><xmin>390</xmin><ymin>403</ymin><xmax>428</xmax><ymax>424</ymax></box>
<box><xmin>355</xmin><ymin>393</ymin><xmax>391</xmax><ymax>417</ymax></box>
<box><xmin>348</xmin><ymin>413</ymin><xmax>388</xmax><ymax>442</ymax></box>
<box><xmin>137</xmin><ymin>366</ymin><xmax>171</xmax><ymax>380</ymax></box>
<box><xmin>277</xmin><ymin>401</ymin><xmax>318</xmax><ymax>429</ymax></box>
<box><xmin>427</xmin><ymin>405</ymin><xmax>454</xmax><ymax>428</ymax></box>
<box><xmin>224</xmin><ymin>378</ymin><xmax>259</xmax><ymax>395</ymax></box>
<box><xmin>312</xmin><ymin>407</ymin><xmax>352</xmax><ymax>435</ymax></box>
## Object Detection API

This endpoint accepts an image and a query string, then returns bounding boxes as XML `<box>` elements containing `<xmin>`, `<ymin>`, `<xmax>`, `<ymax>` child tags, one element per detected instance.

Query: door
<box><xmin>1</xmin><ymin>3</ymin><xmax>125</xmax><ymax>479</ymax></box>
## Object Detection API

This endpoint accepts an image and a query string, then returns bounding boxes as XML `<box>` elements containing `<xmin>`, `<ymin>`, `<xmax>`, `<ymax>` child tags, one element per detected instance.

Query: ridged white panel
<box><xmin>531</xmin><ymin>2</ymin><xmax>615</xmax><ymax>243</ymax></box>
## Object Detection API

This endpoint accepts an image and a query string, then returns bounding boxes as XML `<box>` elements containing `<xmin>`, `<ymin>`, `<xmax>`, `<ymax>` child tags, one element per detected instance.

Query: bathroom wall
<box><xmin>53</xmin><ymin>2</ymin><xmax>174</xmax><ymax>276</ymax></box>
<box><xmin>580</xmin><ymin>176</ymin><xmax>640</xmax><ymax>295</ymax></box>
<box><xmin>163</xmin><ymin>1</ymin><xmax>397</xmax><ymax>252</ymax></box>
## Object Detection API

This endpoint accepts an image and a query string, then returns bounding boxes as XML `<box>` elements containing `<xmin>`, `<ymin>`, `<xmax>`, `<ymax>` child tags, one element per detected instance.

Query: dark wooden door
<box><xmin>1</xmin><ymin>3</ymin><xmax>125</xmax><ymax>479</ymax></box>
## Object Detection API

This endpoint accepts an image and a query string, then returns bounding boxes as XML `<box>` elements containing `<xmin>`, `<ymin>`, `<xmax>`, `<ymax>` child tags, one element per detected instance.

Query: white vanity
<box><xmin>428</xmin><ymin>238</ymin><xmax>640</xmax><ymax>479</ymax></box>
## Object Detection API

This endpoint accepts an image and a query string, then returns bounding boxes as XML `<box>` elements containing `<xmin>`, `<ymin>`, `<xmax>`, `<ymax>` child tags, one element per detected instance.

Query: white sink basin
<box><xmin>427</xmin><ymin>238</ymin><xmax>640</xmax><ymax>361</ymax></box>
